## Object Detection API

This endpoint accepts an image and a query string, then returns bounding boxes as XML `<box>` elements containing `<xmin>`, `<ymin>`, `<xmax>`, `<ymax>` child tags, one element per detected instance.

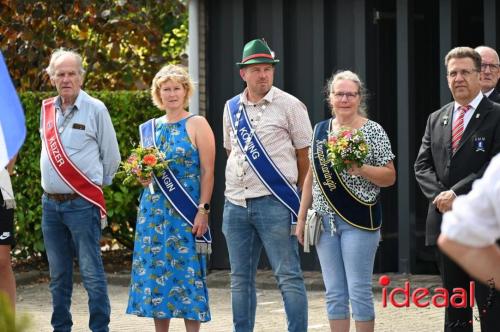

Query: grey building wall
<box><xmin>201</xmin><ymin>0</ymin><xmax>499</xmax><ymax>273</ymax></box>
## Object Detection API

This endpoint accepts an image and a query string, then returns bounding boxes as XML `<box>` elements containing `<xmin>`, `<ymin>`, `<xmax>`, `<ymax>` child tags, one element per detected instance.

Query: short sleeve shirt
<box><xmin>223</xmin><ymin>86</ymin><xmax>313</xmax><ymax>207</ymax></box>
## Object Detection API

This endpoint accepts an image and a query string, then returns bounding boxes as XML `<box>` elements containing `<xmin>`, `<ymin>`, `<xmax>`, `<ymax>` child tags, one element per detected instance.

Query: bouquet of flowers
<box><xmin>116</xmin><ymin>146</ymin><xmax>169</xmax><ymax>194</ymax></box>
<box><xmin>326</xmin><ymin>126</ymin><xmax>369</xmax><ymax>173</ymax></box>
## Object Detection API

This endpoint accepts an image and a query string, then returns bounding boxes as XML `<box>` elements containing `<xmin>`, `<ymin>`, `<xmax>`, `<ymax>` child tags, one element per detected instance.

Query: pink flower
<box><xmin>127</xmin><ymin>154</ymin><xmax>138</xmax><ymax>163</ymax></box>
<box><xmin>342</xmin><ymin>130</ymin><xmax>352</xmax><ymax>139</ymax></box>
<box><xmin>328</xmin><ymin>136</ymin><xmax>337</xmax><ymax>144</ymax></box>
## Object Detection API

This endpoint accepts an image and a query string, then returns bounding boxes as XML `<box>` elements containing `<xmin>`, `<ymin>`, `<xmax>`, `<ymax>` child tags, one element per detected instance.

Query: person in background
<box><xmin>40</xmin><ymin>48</ymin><xmax>121</xmax><ymax>332</ymax></box>
<box><xmin>414</xmin><ymin>46</ymin><xmax>500</xmax><ymax>332</ymax></box>
<box><xmin>296</xmin><ymin>70</ymin><xmax>396</xmax><ymax>332</ymax></box>
<box><xmin>0</xmin><ymin>155</ymin><xmax>17</xmax><ymax>310</ymax></box>
<box><xmin>475</xmin><ymin>46</ymin><xmax>500</xmax><ymax>102</ymax></box>
<box><xmin>438</xmin><ymin>153</ymin><xmax>500</xmax><ymax>290</ymax></box>
<box><xmin>126</xmin><ymin>64</ymin><xmax>215</xmax><ymax>332</ymax></box>
<box><xmin>222</xmin><ymin>38</ymin><xmax>311</xmax><ymax>332</ymax></box>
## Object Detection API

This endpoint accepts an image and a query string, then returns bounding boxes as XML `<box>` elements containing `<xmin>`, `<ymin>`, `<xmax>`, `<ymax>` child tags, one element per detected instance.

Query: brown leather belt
<box><xmin>45</xmin><ymin>192</ymin><xmax>80</xmax><ymax>202</ymax></box>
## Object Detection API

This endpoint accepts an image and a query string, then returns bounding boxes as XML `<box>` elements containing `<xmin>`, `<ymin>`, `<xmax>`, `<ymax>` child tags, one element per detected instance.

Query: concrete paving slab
<box><xmin>16</xmin><ymin>271</ymin><xmax>482</xmax><ymax>332</ymax></box>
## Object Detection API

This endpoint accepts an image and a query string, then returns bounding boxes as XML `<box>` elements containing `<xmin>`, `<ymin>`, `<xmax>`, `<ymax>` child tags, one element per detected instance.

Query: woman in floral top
<box><xmin>296</xmin><ymin>70</ymin><xmax>396</xmax><ymax>332</ymax></box>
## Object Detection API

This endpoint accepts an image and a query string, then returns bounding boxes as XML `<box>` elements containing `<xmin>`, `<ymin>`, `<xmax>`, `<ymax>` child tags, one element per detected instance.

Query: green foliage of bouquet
<box><xmin>116</xmin><ymin>146</ymin><xmax>169</xmax><ymax>187</ymax></box>
<box><xmin>326</xmin><ymin>126</ymin><xmax>369</xmax><ymax>173</ymax></box>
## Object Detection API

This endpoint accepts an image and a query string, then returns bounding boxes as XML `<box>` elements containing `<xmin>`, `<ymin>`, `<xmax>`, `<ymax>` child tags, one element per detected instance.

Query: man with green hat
<box><xmin>222</xmin><ymin>38</ymin><xmax>312</xmax><ymax>331</ymax></box>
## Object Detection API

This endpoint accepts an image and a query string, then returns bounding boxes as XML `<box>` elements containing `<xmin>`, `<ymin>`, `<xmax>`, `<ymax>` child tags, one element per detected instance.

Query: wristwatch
<box><xmin>198</xmin><ymin>203</ymin><xmax>210</xmax><ymax>215</ymax></box>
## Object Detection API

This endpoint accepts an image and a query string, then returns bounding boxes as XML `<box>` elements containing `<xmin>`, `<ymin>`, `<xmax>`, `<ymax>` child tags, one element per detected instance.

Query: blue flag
<box><xmin>0</xmin><ymin>51</ymin><xmax>26</xmax><ymax>169</ymax></box>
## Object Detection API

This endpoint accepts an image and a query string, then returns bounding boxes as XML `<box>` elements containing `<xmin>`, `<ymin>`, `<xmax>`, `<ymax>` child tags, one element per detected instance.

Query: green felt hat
<box><xmin>236</xmin><ymin>38</ymin><xmax>280</xmax><ymax>68</ymax></box>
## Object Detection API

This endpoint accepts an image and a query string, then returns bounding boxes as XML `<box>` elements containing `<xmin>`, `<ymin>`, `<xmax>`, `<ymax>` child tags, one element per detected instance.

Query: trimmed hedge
<box><xmin>13</xmin><ymin>91</ymin><xmax>160</xmax><ymax>257</ymax></box>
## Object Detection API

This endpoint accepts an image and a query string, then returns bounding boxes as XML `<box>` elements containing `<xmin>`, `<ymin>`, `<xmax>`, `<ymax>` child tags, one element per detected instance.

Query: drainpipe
<box><xmin>188</xmin><ymin>0</ymin><xmax>200</xmax><ymax>115</ymax></box>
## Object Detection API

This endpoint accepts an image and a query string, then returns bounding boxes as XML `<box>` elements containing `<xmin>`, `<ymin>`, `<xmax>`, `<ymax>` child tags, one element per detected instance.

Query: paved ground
<box><xmin>16</xmin><ymin>271</ymin><xmax>482</xmax><ymax>332</ymax></box>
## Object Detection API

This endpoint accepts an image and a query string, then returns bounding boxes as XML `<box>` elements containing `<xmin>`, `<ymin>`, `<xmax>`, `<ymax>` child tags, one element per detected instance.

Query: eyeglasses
<box><xmin>447</xmin><ymin>69</ymin><xmax>478</xmax><ymax>79</ymax></box>
<box><xmin>332</xmin><ymin>92</ymin><xmax>359</xmax><ymax>100</ymax></box>
<box><xmin>480</xmin><ymin>63</ymin><xmax>500</xmax><ymax>73</ymax></box>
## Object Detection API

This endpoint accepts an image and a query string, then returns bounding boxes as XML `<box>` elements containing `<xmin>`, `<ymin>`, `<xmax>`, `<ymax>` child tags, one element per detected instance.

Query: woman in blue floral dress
<box><xmin>126</xmin><ymin>65</ymin><xmax>215</xmax><ymax>332</ymax></box>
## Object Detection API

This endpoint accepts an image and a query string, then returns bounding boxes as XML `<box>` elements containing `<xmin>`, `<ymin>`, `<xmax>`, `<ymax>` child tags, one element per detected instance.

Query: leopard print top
<box><xmin>310</xmin><ymin>119</ymin><xmax>395</xmax><ymax>217</ymax></box>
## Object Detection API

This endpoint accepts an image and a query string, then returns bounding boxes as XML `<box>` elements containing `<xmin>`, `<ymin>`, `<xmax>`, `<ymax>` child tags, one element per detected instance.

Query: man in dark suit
<box><xmin>415</xmin><ymin>46</ymin><xmax>500</xmax><ymax>332</ymax></box>
<box><xmin>475</xmin><ymin>46</ymin><xmax>500</xmax><ymax>103</ymax></box>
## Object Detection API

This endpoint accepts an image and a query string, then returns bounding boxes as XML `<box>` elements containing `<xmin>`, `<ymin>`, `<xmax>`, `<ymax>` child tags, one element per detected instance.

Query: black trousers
<box><xmin>436</xmin><ymin>247</ymin><xmax>500</xmax><ymax>332</ymax></box>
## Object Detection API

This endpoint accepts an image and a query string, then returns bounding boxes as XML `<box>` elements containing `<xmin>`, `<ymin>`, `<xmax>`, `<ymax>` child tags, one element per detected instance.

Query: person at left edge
<box><xmin>40</xmin><ymin>48</ymin><xmax>120</xmax><ymax>332</ymax></box>
<box><xmin>0</xmin><ymin>155</ymin><xmax>18</xmax><ymax>311</ymax></box>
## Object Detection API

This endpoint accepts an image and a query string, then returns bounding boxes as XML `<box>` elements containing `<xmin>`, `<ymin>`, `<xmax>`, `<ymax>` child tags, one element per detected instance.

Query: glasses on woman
<box><xmin>480</xmin><ymin>63</ymin><xmax>500</xmax><ymax>73</ymax></box>
<box><xmin>332</xmin><ymin>92</ymin><xmax>359</xmax><ymax>100</ymax></box>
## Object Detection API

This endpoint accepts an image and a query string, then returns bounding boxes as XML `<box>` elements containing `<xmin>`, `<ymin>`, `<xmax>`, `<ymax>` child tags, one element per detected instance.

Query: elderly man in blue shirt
<box><xmin>40</xmin><ymin>48</ymin><xmax>120</xmax><ymax>332</ymax></box>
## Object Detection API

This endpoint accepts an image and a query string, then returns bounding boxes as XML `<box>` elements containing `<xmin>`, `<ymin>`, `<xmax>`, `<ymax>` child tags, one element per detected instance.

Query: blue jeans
<box><xmin>222</xmin><ymin>196</ymin><xmax>308</xmax><ymax>332</ymax></box>
<box><xmin>42</xmin><ymin>195</ymin><xmax>110</xmax><ymax>332</ymax></box>
<box><xmin>316</xmin><ymin>213</ymin><xmax>380</xmax><ymax>321</ymax></box>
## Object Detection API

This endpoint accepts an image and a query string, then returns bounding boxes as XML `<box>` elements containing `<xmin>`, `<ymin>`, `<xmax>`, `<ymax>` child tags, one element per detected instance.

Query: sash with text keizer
<box><xmin>312</xmin><ymin>119</ymin><xmax>381</xmax><ymax>231</ymax></box>
<box><xmin>227</xmin><ymin>95</ymin><xmax>300</xmax><ymax>233</ymax></box>
<box><xmin>139</xmin><ymin>119</ymin><xmax>212</xmax><ymax>254</ymax></box>
<box><xmin>42</xmin><ymin>97</ymin><xmax>107</xmax><ymax>220</ymax></box>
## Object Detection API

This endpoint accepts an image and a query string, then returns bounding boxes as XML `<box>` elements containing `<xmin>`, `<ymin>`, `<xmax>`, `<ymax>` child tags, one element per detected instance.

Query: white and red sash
<box><xmin>42</xmin><ymin>97</ymin><xmax>106</xmax><ymax>219</ymax></box>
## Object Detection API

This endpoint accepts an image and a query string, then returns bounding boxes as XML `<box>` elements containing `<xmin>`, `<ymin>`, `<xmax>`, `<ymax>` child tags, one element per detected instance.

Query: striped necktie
<box><xmin>451</xmin><ymin>105</ymin><xmax>471</xmax><ymax>152</ymax></box>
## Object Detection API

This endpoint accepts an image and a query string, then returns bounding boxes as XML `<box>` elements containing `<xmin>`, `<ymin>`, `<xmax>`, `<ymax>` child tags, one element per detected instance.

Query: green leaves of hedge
<box><xmin>1</xmin><ymin>1</ymin><xmax>188</xmax><ymax>91</ymax></box>
<box><xmin>14</xmin><ymin>91</ymin><xmax>160</xmax><ymax>258</ymax></box>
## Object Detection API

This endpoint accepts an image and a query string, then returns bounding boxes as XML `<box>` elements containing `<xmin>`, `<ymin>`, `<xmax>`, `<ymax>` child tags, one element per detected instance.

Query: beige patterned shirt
<box><xmin>223</xmin><ymin>86</ymin><xmax>313</xmax><ymax>207</ymax></box>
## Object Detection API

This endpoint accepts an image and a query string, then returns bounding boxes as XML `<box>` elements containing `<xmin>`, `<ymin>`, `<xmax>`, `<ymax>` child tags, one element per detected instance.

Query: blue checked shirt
<box><xmin>40</xmin><ymin>90</ymin><xmax>121</xmax><ymax>194</ymax></box>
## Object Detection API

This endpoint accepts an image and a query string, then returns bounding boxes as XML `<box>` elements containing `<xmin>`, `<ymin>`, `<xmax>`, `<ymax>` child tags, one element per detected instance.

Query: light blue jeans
<box><xmin>316</xmin><ymin>213</ymin><xmax>380</xmax><ymax>322</ymax></box>
<box><xmin>222</xmin><ymin>196</ymin><xmax>308</xmax><ymax>332</ymax></box>
<box><xmin>42</xmin><ymin>195</ymin><xmax>110</xmax><ymax>332</ymax></box>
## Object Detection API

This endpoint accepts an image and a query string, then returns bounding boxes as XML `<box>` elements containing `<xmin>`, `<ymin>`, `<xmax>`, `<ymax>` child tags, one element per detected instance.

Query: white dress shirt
<box><xmin>442</xmin><ymin>154</ymin><xmax>500</xmax><ymax>247</ymax></box>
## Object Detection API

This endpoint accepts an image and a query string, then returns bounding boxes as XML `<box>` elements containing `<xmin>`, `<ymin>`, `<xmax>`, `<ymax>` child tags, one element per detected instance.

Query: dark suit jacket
<box><xmin>414</xmin><ymin>96</ymin><xmax>500</xmax><ymax>245</ymax></box>
<box><xmin>488</xmin><ymin>88</ymin><xmax>500</xmax><ymax>103</ymax></box>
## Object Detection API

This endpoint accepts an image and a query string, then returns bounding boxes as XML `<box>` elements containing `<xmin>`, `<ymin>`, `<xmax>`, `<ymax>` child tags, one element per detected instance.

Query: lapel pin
<box><xmin>442</xmin><ymin>115</ymin><xmax>449</xmax><ymax>126</ymax></box>
<box><xmin>476</xmin><ymin>113</ymin><xmax>480</xmax><ymax>119</ymax></box>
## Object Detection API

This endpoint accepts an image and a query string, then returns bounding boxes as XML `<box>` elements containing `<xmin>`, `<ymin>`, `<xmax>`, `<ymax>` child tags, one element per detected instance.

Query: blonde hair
<box><xmin>45</xmin><ymin>48</ymin><xmax>85</xmax><ymax>78</ymax></box>
<box><xmin>151</xmin><ymin>64</ymin><xmax>194</xmax><ymax>110</ymax></box>
<box><xmin>326</xmin><ymin>70</ymin><xmax>368</xmax><ymax>117</ymax></box>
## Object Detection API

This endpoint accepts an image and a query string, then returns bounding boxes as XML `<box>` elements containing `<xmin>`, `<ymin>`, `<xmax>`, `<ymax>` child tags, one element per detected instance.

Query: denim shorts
<box><xmin>315</xmin><ymin>213</ymin><xmax>380</xmax><ymax>321</ymax></box>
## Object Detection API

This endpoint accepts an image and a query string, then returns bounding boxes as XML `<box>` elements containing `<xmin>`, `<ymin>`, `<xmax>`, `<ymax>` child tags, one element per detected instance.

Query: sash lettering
<box><xmin>314</xmin><ymin>138</ymin><xmax>337</xmax><ymax>191</ymax></box>
<box><xmin>160</xmin><ymin>172</ymin><xmax>175</xmax><ymax>192</ymax></box>
<box><xmin>312</xmin><ymin>119</ymin><xmax>381</xmax><ymax>230</ymax></box>
<box><xmin>238</xmin><ymin>128</ymin><xmax>261</xmax><ymax>159</ymax></box>
<box><xmin>49</xmin><ymin>136</ymin><xmax>65</xmax><ymax>166</ymax></box>
<box><xmin>42</xmin><ymin>97</ymin><xmax>107</xmax><ymax>219</ymax></box>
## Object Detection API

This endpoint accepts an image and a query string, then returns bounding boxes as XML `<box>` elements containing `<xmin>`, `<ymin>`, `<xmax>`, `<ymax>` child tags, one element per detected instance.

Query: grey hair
<box><xmin>474</xmin><ymin>45</ymin><xmax>500</xmax><ymax>64</ymax></box>
<box><xmin>45</xmin><ymin>48</ymin><xmax>86</xmax><ymax>78</ymax></box>
<box><xmin>326</xmin><ymin>70</ymin><xmax>368</xmax><ymax>117</ymax></box>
